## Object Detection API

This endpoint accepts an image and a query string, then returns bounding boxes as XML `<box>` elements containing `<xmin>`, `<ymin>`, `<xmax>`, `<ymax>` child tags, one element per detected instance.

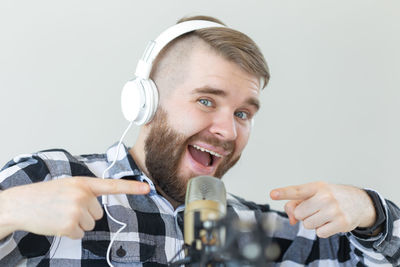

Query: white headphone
<box><xmin>121</xmin><ymin>20</ymin><xmax>225</xmax><ymax>125</ymax></box>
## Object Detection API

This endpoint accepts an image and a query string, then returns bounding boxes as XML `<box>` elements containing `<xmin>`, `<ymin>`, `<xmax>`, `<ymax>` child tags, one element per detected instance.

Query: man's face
<box><xmin>144</xmin><ymin>45</ymin><xmax>260</xmax><ymax>204</ymax></box>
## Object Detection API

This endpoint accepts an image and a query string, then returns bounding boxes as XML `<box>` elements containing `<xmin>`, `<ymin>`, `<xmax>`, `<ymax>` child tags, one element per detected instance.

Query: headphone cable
<box><xmin>101</xmin><ymin>121</ymin><xmax>134</xmax><ymax>267</ymax></box>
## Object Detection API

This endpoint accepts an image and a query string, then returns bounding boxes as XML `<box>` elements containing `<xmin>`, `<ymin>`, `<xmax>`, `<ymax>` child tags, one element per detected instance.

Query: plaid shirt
<box><xmin>0</xmin><ymin>143</ymin><xmax>399</xmax><ymax>266</ymax></box>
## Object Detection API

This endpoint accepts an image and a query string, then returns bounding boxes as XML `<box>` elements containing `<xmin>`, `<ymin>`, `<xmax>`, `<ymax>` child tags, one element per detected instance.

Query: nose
<box><xmin>209</xmin><ymin>111</ymin><xmax>237</xmax><ymax>141</ymax></box>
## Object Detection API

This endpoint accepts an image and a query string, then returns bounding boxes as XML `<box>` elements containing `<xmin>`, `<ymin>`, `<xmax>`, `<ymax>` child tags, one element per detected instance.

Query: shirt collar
<box><xmin>105</xmin><ymin>142</ymin><xmax>159</xmax><ymax>193</ymax></box>
<box><xmin>105</xmin><ymin>142</ymin><xmax>142</xmax><ymax>179</ymax></box>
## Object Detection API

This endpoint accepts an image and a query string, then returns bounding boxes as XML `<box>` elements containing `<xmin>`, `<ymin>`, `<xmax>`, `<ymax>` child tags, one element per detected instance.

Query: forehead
<box><xmin>183</xmin><ymin>45</ymin><xmax>260</xmax><ymax>99</ymax></box>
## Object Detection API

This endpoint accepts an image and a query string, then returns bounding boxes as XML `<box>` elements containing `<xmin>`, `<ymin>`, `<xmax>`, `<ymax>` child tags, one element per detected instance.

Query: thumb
<box><xmin>83</xmin><ymin>178</ymin><xmax>150</xmax><ymax>196</ymax></box>
<box><xmin>284</xmin><ymin>200</ymin><xmax>301</xmax><ymax>225</ymax></box>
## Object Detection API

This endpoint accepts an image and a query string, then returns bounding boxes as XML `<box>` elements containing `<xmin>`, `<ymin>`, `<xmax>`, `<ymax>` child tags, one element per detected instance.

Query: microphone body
<box><xmin>184</xmin><ymin>176</ymin><xmax>227</xmax><ymax>251</ymax></box>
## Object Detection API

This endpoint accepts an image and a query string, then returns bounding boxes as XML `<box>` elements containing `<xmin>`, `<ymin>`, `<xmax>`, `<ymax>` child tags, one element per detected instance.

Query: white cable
<box><xmin>101</xmin><ymin>121</ymin><xmax>133</xmax><ymax>267</ymax></box>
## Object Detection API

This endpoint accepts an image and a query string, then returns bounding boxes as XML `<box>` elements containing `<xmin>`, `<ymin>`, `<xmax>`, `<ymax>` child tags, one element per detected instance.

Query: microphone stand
<box><xmin>169</xmin><ymin>212</ymin><xmax>280</xmax><ymax>267</ymax></box>
<box><xmin>170</xmin><ymin>211</ymin><xmax>227</xmax><ymax>267</ymax></box>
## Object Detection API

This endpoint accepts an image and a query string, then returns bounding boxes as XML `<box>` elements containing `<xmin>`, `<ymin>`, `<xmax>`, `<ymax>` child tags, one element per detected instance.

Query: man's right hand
<box><xmin>0</xmin><ymin>177</ymin><xmax>150</xmax><ymax>239</ymax></box>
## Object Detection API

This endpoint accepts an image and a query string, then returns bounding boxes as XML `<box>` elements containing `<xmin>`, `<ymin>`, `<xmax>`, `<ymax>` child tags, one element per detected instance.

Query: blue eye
<box><xmin>234</xmin><ymin>111</ymin><xmax>248</xmax><ymax>120</ymax></box>
<box><xmin>199</xmin><ymin>99</ymin><xmax>212</xmax><ymax>107</ymax></box>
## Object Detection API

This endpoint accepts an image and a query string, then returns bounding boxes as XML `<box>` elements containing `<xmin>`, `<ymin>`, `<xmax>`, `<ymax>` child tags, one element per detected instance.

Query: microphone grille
<box><xmin>185</xmin><ymin>176</ymin><xmax>226</xmax><ymax>206</ymax></box>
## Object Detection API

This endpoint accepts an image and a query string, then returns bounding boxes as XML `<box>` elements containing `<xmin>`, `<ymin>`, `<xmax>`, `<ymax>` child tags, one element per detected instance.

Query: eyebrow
<box><xmin>193</xmin><ymin>87</ymin><xmax>260</xmax><ymax>111</ymax></box>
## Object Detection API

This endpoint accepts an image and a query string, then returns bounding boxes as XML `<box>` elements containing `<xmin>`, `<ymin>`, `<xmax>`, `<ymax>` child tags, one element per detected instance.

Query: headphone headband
<box><xmin>135</xmin><ymin>20</ymin><xmax>225</xmax><ymax>79</ymax></box>
<box><xmin>122</xmin><ymin>20</ymin><xmax>229</xmax><ymax>125</ymax></box>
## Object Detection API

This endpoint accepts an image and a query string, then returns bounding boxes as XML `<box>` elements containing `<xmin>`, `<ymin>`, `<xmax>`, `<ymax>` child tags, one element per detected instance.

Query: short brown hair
<box><xmin>178</xmin><ymin>15</ymin><xmax>270</xmax><ymax>88</ymax></box>
<box><xmin>151</xmin><ymin>15</ymin><xmax>270</xmax><ymax>89</ymax></box>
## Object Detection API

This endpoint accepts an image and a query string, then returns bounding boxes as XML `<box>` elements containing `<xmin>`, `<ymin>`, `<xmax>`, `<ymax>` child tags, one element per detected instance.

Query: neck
<box><xmin>129</xmin><ymin>139</ymin><xmax>148</xmax><ymax>178</ymax></box>
<box><xmin>155</xmin><ymin>185</ymin><xmax>182</xmax><ymax>210</ymax></box>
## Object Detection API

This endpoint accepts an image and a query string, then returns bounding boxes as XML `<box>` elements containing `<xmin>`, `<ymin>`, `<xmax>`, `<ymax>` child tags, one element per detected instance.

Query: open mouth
<box><xmin>188</xmin><ymin>144</ymin><xmax>222</xmax><ymax>168</ymax></box>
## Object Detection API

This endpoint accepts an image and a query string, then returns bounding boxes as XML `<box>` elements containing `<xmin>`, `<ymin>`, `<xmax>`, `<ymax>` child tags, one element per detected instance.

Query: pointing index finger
<box><xmin>85</xmin><ymin>178</ymin><xmax>150</xmax><ymax>196</ymax></box>
<box><xmin>270</xmin><ymin>183</ymin><xmax>317</xmax><ymax>201</ymax></box>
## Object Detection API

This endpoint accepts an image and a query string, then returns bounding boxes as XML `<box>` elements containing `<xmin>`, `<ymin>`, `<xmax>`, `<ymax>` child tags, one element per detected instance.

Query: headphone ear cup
<box><xmin>121</xmin><ymin>78</ymin><xmax>145</xmax><ymax>123</ymax></box>
<box><xmin>121</xmin><ymin>78</ymin><xmax>159</xmax><ymax>125</ymax></box>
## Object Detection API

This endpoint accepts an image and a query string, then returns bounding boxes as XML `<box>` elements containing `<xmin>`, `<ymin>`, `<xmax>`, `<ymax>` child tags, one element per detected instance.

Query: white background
<box><xmin>0</xmin><ymin>1</ymin><xmax>399</xmax><ymax>210</ymax></box>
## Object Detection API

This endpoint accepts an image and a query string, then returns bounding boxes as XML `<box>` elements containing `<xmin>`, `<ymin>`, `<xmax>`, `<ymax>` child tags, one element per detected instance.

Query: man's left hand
<box><xmin>270</xmin><ymin>182</ymin><xmax>377</xmax><ymax>238</ymax></box>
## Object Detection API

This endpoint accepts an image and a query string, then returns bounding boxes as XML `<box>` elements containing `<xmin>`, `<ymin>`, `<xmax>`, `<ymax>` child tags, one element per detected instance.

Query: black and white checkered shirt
<box><xmin>1</xmin><ymin>143</ymin><xmax>399</xmax><ymax>266</ymax></box>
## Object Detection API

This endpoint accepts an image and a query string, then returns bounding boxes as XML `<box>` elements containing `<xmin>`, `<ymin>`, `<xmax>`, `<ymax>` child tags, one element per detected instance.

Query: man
<box><xmin>0</xmin><ymin>15</ymin><xmax>399</xmax><ymax>266</ymax></box>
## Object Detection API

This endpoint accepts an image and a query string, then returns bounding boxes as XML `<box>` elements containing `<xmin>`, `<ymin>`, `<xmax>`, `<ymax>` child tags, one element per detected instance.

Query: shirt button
<box><xmin>116</xmin><ymin>246</ymin><xmax>126</xmax><ymax>257</ymax></box>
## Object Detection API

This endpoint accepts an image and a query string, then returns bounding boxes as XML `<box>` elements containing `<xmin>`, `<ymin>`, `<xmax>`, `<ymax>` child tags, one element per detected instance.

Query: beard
<box><xmin>144</xmin><ymin>108</ymin><xmax>241</xmax><ymax>204</ymax></box>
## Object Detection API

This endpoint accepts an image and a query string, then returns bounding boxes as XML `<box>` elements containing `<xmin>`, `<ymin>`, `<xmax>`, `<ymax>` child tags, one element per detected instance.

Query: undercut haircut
<box><xmin>150</xmin><ymin>15</ymin><xmax>270</xmax><ymax>90</ymax></box>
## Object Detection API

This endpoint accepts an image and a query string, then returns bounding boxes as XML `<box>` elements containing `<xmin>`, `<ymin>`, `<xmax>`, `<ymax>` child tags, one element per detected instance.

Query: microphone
<box><xmin>184</xmin><ymin>176</ymin><xmax>227</xmax><ymax>253</ymax></box>
<box><xmin>169</xmin><ymin>176</ymin><xmax>281</xmax><ymax>266</ymax></box>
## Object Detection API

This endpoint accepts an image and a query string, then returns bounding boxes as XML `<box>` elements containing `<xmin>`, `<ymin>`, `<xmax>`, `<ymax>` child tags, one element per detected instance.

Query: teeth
<box><xmin>192</xmin><ymin>145</ymin><xmax>222</xmax><ymax>158</ymax></box>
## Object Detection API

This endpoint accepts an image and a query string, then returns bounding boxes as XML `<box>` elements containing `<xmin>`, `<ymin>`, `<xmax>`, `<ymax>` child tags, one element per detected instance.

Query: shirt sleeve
<box><xmin>0</xmin><ymin>153</ymin><xmax>55</xmax><ymax>265</ymax></box>
<box><xmin>228</xmin><ymin>193</ymin><xmax>400</xmax><ymax>266</ymax></box>
<box><xmin>347</xmin><ymin>191</ymin><xmax>400</xmax><ymax>266</ymax></box>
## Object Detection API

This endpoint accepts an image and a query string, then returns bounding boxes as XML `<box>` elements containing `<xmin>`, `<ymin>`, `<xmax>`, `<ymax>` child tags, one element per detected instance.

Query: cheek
<box><xmin>235</xmin><ymin>127</ymin><xmax>251</xmax><ymax>153</ymax></box>
<box><xmin>167</xmin><ymin>106</ymin><xmax>210</xmax><ymax>136</ymax></box>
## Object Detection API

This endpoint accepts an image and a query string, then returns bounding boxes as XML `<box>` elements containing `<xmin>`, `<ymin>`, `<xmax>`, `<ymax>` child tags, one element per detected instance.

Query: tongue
<box><xmin>188</xmin><ymin>145</ymin><xmax>212</xmax><ymax>167</ymax></box>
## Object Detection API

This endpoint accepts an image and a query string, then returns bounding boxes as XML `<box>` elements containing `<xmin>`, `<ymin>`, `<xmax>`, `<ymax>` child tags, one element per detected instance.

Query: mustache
<box><xmin>187</xmin><ymin>134</ymin><xmax>235</xmax><ymax>154</ymax></box>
